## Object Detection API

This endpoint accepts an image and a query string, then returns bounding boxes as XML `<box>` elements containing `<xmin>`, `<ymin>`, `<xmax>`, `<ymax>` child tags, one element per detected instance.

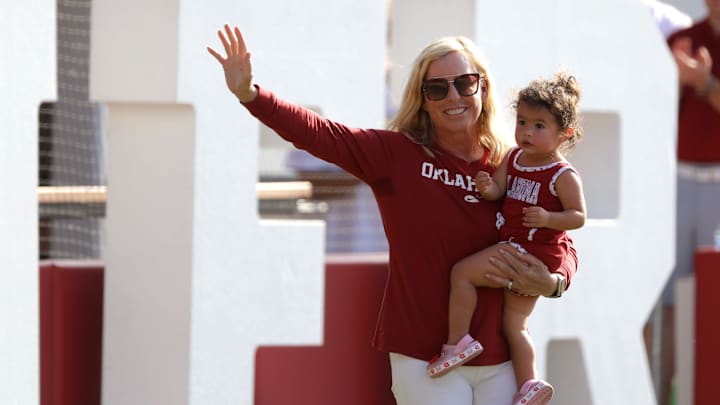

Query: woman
<box><xmin>208</xmin><ymin>24</ymin><xmax>576</xmax><ymax>405</ymax></box>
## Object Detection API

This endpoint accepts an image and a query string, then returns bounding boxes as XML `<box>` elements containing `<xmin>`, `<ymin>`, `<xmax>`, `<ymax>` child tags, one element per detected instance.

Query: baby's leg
<box><xmin>447</xmin><ymin>244</ymin><xmax>507</xmax><ymax>344</ymax></box>
<box><xmin>503</xmin><ymin>291</ymin><xmax>539</xmax><ymax>388</ymax></box>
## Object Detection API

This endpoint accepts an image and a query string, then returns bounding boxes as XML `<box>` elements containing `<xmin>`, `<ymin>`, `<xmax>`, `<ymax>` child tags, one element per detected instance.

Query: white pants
<box><xmin>390</xmin><ymin>353</ymin><xmax>516</xmax><ymax>405</ymax></box>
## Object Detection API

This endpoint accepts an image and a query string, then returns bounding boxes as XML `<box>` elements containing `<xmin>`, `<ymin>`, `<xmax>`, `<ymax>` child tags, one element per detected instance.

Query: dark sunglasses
<box><xmin>422</xmin><ymin>73</ymin><xmax>482</xmax><ymax>101</ymax></box>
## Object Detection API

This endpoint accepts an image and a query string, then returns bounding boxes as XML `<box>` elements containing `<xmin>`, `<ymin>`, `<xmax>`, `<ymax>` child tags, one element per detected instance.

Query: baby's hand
<box><xmin>522</xmin><ymin>206</ymin><xmax>550</xmax><ymax>228</ymax></box>
<box><xmin>475</xmin><ymin>171</ymin><xmax>494</xmax><ymax>194</ymax></box>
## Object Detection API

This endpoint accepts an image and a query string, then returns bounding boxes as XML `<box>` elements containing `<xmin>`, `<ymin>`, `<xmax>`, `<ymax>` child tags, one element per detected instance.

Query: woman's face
<box><xmin>422</xmin><ymin>52</ymin><xmax>483</xmax><ymax>139</ymax></box>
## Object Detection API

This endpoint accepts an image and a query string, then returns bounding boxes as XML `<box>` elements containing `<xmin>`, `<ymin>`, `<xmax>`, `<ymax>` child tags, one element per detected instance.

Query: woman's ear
<box><xmin>563</xmin><ymin>127</ymin><xmax>575</xmax><ymax>139</ymax></box>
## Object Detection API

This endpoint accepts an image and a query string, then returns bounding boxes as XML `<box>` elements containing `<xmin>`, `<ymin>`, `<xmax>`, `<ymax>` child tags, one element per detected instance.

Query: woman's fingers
<box><xmin>208</xmin><ymin>25</ymin><xmax>247</xmax><ymax>64</ymax></box>
<box><xmin>499</xmin><ymin>247</ymin><xmax>546</xmax><ymax>273</ymax></box>
<box><xmin>217</xmin><ymin>28</ymin><xmax>232</xmax><ymax>57</ymax></box>
<box><xmin>207</xmin><ymin>46</ymin><xmax>224</xmax><ymax>64</ymax></box>
<box><xmin>483</xmin><ymin>272</ymin><xmax>512</xmax><ymax>289</ymax></box>
<box><xmin>488</xmin><ymin>247</ymin><xmax>550</xmax><ymax>297</ymax></box>
<box><xmin>235</xmin><ymin>26</ymin><xmax>247</xmax><ymax>56</ymax></box>
<box><xmin>224</xmin><ymin>24</ymin><xmax>238</xmax><ymax>55</ymax></box>
<box><xmin>488</xmin><ymin>249</ymin><xmax>517</xmax><ymax>278</ymax></box>
<box><xmin>498</xmin><ymin>248</ymin><xmax>526</xmax><ymax>271</ymax></box>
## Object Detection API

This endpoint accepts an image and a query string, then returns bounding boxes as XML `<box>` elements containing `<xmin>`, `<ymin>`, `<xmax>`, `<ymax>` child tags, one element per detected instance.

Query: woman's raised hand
<box><xmin>207</xmin><ymin>24</ymin><xmax>257</xmax><ymax>102</ymax></box>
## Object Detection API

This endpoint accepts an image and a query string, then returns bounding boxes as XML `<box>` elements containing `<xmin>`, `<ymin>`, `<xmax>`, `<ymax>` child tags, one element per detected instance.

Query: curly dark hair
<box><xmin>513</xmin><ymin>71</ymin><xmax>583</xmax><ymax>153</ymax></box>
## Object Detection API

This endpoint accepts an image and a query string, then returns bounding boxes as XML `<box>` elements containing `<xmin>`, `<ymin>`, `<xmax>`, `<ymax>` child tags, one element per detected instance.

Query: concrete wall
<box><xmin>0</xmin><ymin>0</ymin><xmax>55</xmax><ymax>403</ymax></box>
<box><xmin>90</xmin><ymin>0</ymin><xmax>385</xmax><ymax>403</ymax></box>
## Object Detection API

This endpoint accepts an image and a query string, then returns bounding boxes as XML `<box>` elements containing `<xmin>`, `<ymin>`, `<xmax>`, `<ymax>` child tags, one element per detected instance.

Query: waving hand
<box><xmin>207</xmin><ymin>24</ymin><xmax>257</xmax><ymax>102</ymax></box>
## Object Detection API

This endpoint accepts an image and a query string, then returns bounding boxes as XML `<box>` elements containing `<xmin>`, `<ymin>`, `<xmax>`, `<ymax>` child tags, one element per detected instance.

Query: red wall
<box><xmin>39</xmin><ymin>259</ymin><xmax>395</xmax><ymax>405</ymax></box>
<box><xmin>40</xmin><ymin>249</ymin><xmax>720</xmax><ymax>405</ymax></box>
<box><xmin>693</xmin><ymin>249</ymin><xmax>720</xmax><ymax>405</ymax></box>
<box><xmin>255</xmin><ymin>260</ymin><xmax>395</xmax><ymax>405</ymax></box>
<box><xmin>40</xmin><ymin>261</ymin><xmax>104</xmax><ymax>405</ymax></box>
<box><xmin>40</xmin><ymin>253</ymin><xmax>720</xmax><ymax>405</ymax></box>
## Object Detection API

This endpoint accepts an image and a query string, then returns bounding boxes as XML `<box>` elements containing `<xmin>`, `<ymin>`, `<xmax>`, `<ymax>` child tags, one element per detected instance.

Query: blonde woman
<box><xmin>208</xmin><ymin>25</ymin><xmax>576</xmax><ymax>405</ymax></box>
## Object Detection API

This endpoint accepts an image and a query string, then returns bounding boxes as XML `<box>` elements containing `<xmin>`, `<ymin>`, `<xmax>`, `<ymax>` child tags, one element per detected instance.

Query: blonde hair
<box><xmin>387</xmin><ymin>36</ymin><xmax>507</xmax><ymax>167</ymax></box>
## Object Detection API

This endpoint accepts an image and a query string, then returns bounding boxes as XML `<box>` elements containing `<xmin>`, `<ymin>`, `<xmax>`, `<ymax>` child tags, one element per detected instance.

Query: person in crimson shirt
<box><xmin>657</xmin><ymin>2</ymin><xmax>720</xmax><ymax>404</ymax></box>
<box><xmin>208</xmin><ymin>25</ymin><xmax>576</xmax><ymax>405</ymax></box>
